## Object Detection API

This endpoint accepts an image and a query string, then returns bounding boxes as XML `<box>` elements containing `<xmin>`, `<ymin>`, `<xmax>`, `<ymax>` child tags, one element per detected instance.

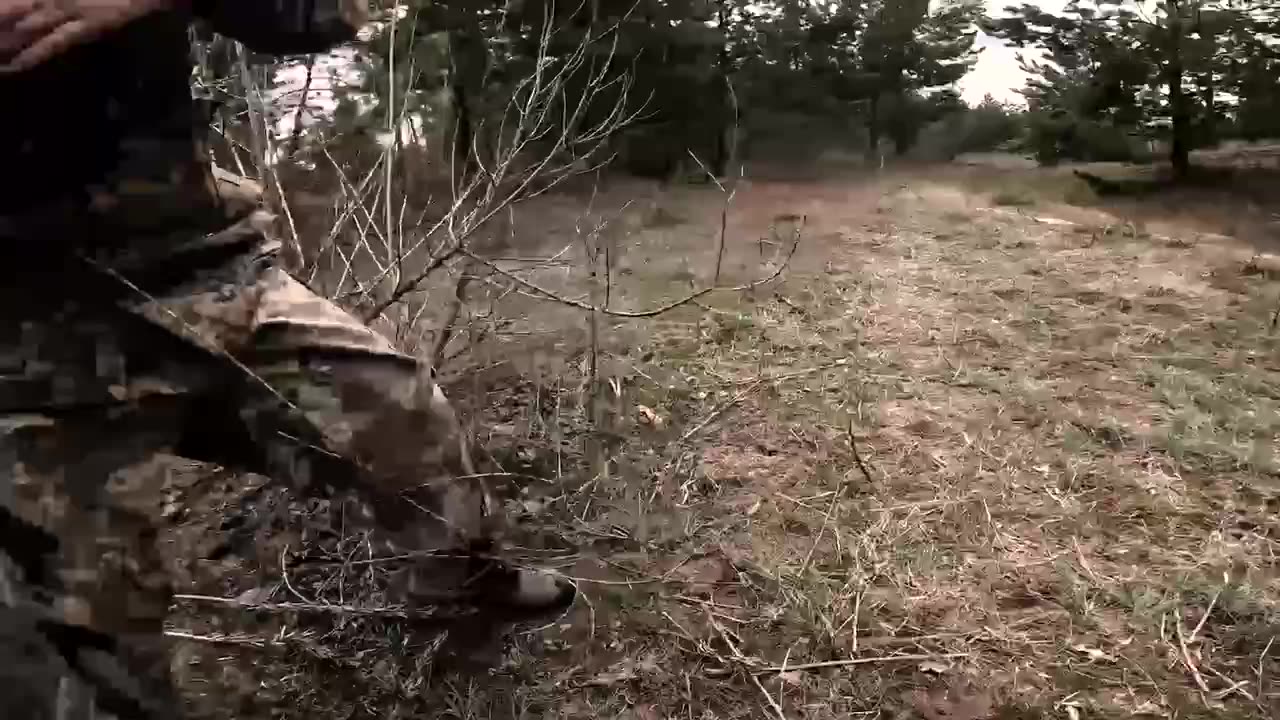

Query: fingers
<box><xmin>0</xmin><ymin>18</ymin><xmax>95</xmax><ymax>73</ymax></box>
<box><xmin>0</xmin><ymin>3</ymin><xmax>65</xmax><ymax>55</ymax></box>
<box><xmin>13</xmin><ymin>1</ymin><xmax>62</xmax><ymax>32</ymax></box>
<box><xmin>0</xmin><ymin>0</ymin><xmax>176</xmax><ymax>72</ymax></box>
<box><xmin>0</xmin><ymin>1</ymin><xmax>41</xmax><ymax>27</ymax></box>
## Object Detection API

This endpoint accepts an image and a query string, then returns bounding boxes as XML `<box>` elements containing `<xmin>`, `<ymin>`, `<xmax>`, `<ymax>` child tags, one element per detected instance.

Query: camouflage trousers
<box><xmin>0</xmin><ymin>212</ymin><xmax>552</xmax><ymax>718</ymax></box>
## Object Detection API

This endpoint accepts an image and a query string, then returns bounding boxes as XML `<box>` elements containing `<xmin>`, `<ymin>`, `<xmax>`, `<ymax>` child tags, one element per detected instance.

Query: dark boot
<box><xmin>404</xmin><ymin>543</ymin><xmax>575</xmax><ymax>620</ymax></box>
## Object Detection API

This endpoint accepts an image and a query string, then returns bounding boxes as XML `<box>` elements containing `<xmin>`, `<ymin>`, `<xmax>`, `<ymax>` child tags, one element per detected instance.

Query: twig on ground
<box><xmin>851</xmin><ymin>591</ymin><xmax>862</xmax><ymax>654</ymax></box>
<box><xmin>663</xmin><ymin>610</ymin><xmax>701</xmax><ymax>645</ymax></box>
<box><xmin>172</xmin><ymin>593</ymin><xmax>476</xmax><ymax>620</ymax></box>
<box><xmin>1189</xmin><ymin>589</ymin><xmax>1222</xmax><ymax>644</ymax></box>
<box><xmin>799</xmin><ymin>474</ymin><xmax>842</xmax><ymax>573</ymax></box>
<box><xmin>168</xmin><ymin>623</ymin><xmax>389</xmax><ymax>671</ymax></box>
<box><xmin>773</xmin><ymin>292</ymin><xmax>807</xmax><ymax>315</ymax></box>
<box><xmin>1206</xmin><ymin>666</ymin><xmax>1255</xmax><ymax>702</ymax></box>
<box><xmin>709</xmin><ymin>360</ymin><xmax>848</xmax><ymax>387</ymax></box>
<box><xmin>1175</xmin><ymin>610</ymin><xmax>1213</xmax><ymax>696</ymax></box>
<box><xmin>558</xmin><ymin>572</ymin><xmax>667</xmax><ymax>587</ymax></box>
<box><xmin>1259</xmin><ymin>636</ymin><xmax>1275</xmax><ymax>696</ymax></box>
<box><xmin>280</xmin><ymin>544</ymin><xmax>319</xmax><ymax>605</ymax></box>
<box><xmin>870</xmin><ymin>497</ymin><xmax>970</xmax><ymax>514</ymax></box>
<box><xmin>761</xmin><ymin>652</ymin><xmax>969</xmax><ymax>674</ymax></box>
<box><xmin>773</xmin><ymin>491</ymin><xmax>830</xmax><ymax>512</ymax></box>
<box><xmin>685</xmin><ymin>673</ymin><xmax>695</xmax><ymax>720</ymax></box>
<box><xmin>451</xmin><ymin>471</ymin><xmax>557</xmax><ymax>484</ymax></box>
<box><xmin>678</xmin><ymin>380</ymin><xmax>764</xmax><ymax>444</ymax></box>
<box><xmin>1073</xmin><ymin>536</ymin><xmax>1099</xmax><ymax>583</ymax></box>
<box><xmin>709</xmin><ymin>612</ymin><xmax>787</xmax><ymax>720</ymax></box>
<box><xmin>776</xmin><ymin>647</ymin><xmax>792</xmax><ymax>714</ymax></box>
<box><xmin>846</xmin><ymin>419</ymin><xmax>874</xmax><ymax>485</ymax></box>
<box><xmin>164</xmin><ymin>629</ymin><xmax>271</xmax><ymax>647</ymax></box>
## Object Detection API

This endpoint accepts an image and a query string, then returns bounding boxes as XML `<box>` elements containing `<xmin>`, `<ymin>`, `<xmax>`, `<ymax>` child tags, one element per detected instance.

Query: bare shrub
<box><xmin>172</xmin><ymin>1</ymin><xmax>802</xmax><ymax>699</ymax></box>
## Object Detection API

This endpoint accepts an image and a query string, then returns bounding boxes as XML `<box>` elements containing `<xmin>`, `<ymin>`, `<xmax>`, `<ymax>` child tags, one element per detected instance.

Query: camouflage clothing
<box><xmin>0</xmin><ymin>4</ymin><xmax>572</xmax><ymax>719</ymax></box>
<box><xmin>0</xmin><ymin>210</ymin><xmax>569</xmax><ymax>718</ymax></box>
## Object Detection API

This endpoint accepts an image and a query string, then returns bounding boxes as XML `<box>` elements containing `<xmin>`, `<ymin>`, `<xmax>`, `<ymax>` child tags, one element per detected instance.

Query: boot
<box><xmin>462</xmin><ymin>555</ymin><xmax>576</xmax><ymax>620</ymax></box>
<box><xmin>404</xmin><ymin>542</ymin><xmax>575</xmax><ymax>621</ymax></box>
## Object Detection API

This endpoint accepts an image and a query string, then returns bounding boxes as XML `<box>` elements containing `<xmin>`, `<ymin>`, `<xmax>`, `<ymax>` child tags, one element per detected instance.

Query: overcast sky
<box><xmin>958</xmin><ymin>28</ymin><xmax>1033</xmax><ymax>105</ymax></box>
<box><xmin>958</xmin><ymin>0</ymin><xmax>1069</xmax><ymax>106</ymax></box>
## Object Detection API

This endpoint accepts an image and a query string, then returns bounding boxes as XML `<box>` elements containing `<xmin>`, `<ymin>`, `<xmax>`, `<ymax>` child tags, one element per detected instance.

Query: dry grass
<box><xmin>162</xmin><ymin>162</ymin><xmax>1279</xmax><ymax>719</ymax></box>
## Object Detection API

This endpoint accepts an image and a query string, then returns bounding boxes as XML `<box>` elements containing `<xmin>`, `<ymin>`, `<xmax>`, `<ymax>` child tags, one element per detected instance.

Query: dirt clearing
<box><xmin>164</xmin><ymin>163</ymin><xmax>1279</xmax><ymax>719</ymax></box>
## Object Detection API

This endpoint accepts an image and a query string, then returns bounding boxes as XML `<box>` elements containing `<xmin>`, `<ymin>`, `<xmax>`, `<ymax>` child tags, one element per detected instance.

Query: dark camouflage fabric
<box><xmin>0</xmin><ymin>211</ymin><xmax>531</xmax><ymax>719</ymax></box>
<box><xmin>0</xmin><ymin>4</ymin><xmax>571</xmax><ymax>719</ymax></box>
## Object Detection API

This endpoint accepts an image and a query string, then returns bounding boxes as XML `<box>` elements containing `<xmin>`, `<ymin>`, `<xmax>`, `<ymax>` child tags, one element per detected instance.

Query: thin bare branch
<box><xmin>462</xmin><ymin>218</ymin><xmax>802</xmax><ymax>318</ymax></box>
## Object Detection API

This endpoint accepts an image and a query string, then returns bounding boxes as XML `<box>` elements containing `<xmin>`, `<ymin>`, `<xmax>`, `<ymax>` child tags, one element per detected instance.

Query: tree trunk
<box><xmin>891</xmin><ymin>96</ymin><xmax>915</xmax><ymax>156</ymax></box>
<box><xmin>711</xmin><ymin>124</ymin><xmax>728</xmax><ymax>177</ymax></box>
<box><xmin>893</xmin><ymin>131</ymin><xmax>912</xmax><ymax>156</ymax></box>
<box><xmin>866</xmin><ymin>94</ymin><xmax>881</xmax><ymax>162</ymax></box>
<box><xmin>447</xmin><ymin>31</ymin><xmax>477</xmax><ymax>185</ymax></box>
<box><xmin>1165</xmin><ymin>1</ymin><xmax>1190</xmax><ymax>179</ymax></box>
<box><xmin>450</xmin><ymin>75</ymin><xmax>473</xmax><ymax>180</ymax></box>
<box><xmin>712</xmin><ymin>3</ymin><xmax>735</xmax><ymax>179</ymax></box>
<box><xmin>1199</xmin><ymin>72</ymin><xmax>1215</xmax><ymax>146</ymax></box>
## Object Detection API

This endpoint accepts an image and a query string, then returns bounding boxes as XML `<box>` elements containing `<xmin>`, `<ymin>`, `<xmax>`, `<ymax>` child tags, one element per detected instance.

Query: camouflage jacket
<box><xmin>0</xmin><ymin>1</ymin><xmax>366</xmax><ymax>258</ymax></box>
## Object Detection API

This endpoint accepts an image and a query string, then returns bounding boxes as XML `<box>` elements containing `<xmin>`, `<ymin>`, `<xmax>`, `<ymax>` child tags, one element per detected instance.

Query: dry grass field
<box><xmin>161</xmin><ymin>155</ymin><xmax>1280</xmax><ymax>719</ymax></box>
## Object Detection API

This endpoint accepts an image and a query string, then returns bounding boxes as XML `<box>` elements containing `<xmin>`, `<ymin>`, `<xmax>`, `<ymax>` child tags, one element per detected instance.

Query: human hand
<box><xmin>0</xmin><ymin>0</ymin><xmax>174</xmax><ymax>73</ymax></box>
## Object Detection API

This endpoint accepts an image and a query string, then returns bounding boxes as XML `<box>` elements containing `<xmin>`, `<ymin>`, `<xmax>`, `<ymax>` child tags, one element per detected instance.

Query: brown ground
<box><xmin>162</xmin><ymin>155</ymin><xmax>1280</xmax><ymax>719</ymax></box>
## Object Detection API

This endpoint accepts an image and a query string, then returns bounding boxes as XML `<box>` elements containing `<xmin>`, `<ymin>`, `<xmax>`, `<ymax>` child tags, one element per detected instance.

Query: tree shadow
<box><xmin>1071</xmin><ymin>162</ymin><xmax>1280</xmax><ymax>253</ymax></box>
